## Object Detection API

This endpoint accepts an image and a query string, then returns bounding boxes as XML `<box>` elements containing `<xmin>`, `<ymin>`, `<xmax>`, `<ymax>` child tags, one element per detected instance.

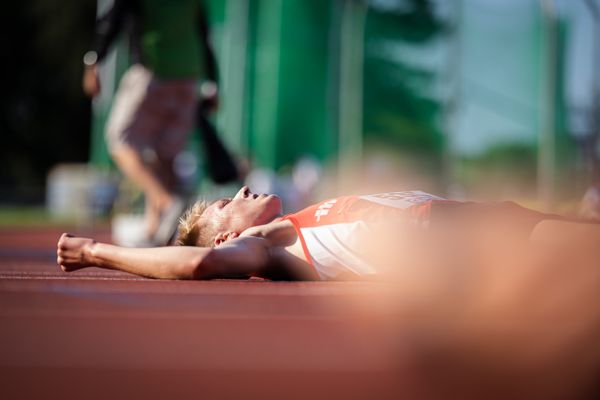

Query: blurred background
<box><xmin>1</xmin><ymin>0</ymin><xmax>598</xmax><ymax>227</ymax></box>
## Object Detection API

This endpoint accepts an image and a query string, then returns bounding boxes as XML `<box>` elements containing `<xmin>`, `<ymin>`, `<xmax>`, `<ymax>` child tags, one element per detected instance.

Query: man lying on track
<box><xmin>56</xmin><ymin>185</ymin><xmax>600</xmax><ymax>399</ymax></box>
<box><xmin>56</xmin><ymin>185</ymin><xmax>595</xmax><ymax>281</ymax></box>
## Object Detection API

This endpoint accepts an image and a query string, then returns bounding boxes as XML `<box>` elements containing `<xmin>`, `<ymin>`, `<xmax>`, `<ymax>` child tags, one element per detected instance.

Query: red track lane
<box><xmin>0</xmin><ymin>227</ymin><xmax>415</xmax><ymax>400</ymax></box>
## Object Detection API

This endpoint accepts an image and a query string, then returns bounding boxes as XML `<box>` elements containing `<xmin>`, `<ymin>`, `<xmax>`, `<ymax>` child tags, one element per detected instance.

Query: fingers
<box><xmin>57</xmin><ymin>234</ymin><xmax>67</xmax><ymax>269</ymax></box>
<box><xmin>56</xmin><ymin>234</ymin><xmax>95</xmax><ymax>273</ymax></box>
<box><xmin>56</xmin><ymin>233</ymin><xmax>77</xmax><ymax>271</ymax></box>
<box><xmin>57</xmin><ymin>233</ymin><xmax>73</xmax><ymax>251</ymax></box>
<box><xmin>58</xmin><ymin>232</ymin><xmax>73</xmax><ymax>241</ymax></box>
<box><xmin>57</xmin><ymin>252</ymin><xmax>67</xmax><ymax>270</ymax></box>
<box><xmin>58</xmin><ymin>233</ymin><xmax>69</xmax><ymax>250</ymax></box>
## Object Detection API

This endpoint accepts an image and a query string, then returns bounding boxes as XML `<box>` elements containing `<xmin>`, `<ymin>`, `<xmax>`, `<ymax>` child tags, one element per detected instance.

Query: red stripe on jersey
<box><xmin>282</xmin><ymin>215</ymin><xmax>319</xmax><ymax>275</ymax></box>
<box><xmin>285</xmin><ymin>194</ymin><xmax>438</xmax><ymax>228</ymax></box>
<box><xmin>282</xmin><ymin>191</ymin><xmax>448</xmax><ymax>280</ymax></box>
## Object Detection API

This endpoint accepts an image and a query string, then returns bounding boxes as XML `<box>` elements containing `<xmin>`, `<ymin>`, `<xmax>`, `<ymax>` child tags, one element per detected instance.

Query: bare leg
<box><xmin>111</xmin><ymin>144</ymin><xmax>176</xmax><ymax>238</ymax></box>
<box><xmin>155</xmin><ymin>154</ymin><xmax>180</xmax><ymax>195</ymax></box>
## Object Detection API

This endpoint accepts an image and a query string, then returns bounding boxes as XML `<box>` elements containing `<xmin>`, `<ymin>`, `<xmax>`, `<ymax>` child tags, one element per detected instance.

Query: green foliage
<box><xmin>457</xmin><ymin>139</ymin><xmax>582</xmax><ymax>205</ymax></box>
<box><xmin>457</xmin><ymin>143</ymin><xmax>538</xmax><ymax>199</ymax></box>
<box><xmin>363</xmin><ymin>0</ymin><xmax>445</xmax><ymax>158</ymax></box>
<box><xmin>367</xmin><ymin>0</ymin><xmax>442</xmax><ymax>42</ymax></box>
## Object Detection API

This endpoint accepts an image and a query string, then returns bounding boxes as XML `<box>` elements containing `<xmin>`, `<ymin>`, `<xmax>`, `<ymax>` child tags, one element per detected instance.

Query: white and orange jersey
<box><xmin>283</xmin><ymin>191</ymin><xmax>448</xmax><ymax>280</ymax></box>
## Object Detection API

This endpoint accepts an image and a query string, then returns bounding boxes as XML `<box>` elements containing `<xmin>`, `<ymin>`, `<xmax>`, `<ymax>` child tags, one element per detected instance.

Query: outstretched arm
<box><xmin>57</xmin><ymin>233</ymin><xmax>272</xmax><ymax>280</ymax></box>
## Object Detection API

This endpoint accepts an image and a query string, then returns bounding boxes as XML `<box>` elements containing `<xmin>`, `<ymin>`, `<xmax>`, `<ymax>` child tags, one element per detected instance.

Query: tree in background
<box><xmin>363</xmin><ymin>0</ymin><xmax>445</xmax><ymax>175</ymax></box>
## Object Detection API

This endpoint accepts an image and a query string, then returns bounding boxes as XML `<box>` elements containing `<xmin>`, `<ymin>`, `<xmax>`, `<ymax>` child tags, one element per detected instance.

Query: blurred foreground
<box><xmin>2</xmin><ymin>220</ymin><xmax>600</xmax><ymax>399</ymax></box>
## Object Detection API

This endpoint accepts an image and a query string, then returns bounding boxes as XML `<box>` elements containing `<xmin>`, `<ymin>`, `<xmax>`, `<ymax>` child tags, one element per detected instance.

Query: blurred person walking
<box><xmin>82</xmin><ymin>0</ymin><xmax>219</xmax><ymax>245</ymax></box>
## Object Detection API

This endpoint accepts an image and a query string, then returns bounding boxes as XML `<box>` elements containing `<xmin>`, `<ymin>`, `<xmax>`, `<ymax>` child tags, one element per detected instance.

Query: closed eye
<box><xmin>219</xmin><ymin>198</ymin><xmax>232</xmax><ymax>208</ymax></box>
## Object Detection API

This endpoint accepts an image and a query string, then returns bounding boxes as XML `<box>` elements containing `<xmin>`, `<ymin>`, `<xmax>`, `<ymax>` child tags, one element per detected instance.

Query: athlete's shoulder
<box><xmin>240</xmin><ymin>219</ymin><xmax>297</xmax><ymax>247</ymax></box>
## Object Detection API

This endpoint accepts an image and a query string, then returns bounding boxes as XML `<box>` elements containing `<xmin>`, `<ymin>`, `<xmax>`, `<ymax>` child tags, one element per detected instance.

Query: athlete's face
<box><xmin>202</xmin><ymin>186</ymin><xmax>282</xmax><ymax>240</ymax></box>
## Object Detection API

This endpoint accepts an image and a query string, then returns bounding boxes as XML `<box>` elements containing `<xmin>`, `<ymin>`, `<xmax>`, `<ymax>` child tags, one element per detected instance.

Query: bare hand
<box><xmin>57</xmin><ymin>233</ymin><xmax>96</xmax><ymax>272</ymax></box>
<box><xmin>82</xmin><ymin>65</ymin><xmax>101</xmax><ymax>97</ymax></box>
<box><xmin>199</xmin><ymin>81</ymin><xmax>218</xmax><ymax>112</ymax></box>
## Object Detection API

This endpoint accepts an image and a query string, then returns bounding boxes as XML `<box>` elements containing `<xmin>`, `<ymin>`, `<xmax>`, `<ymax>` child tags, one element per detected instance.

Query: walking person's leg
<box><xmin>110</xmin><ymin>144</ymin><xmax>178</xmax><ymax>240</ymax></box>
<box><xmin>150</xmin><ymin>79</ymin><xmax>199</xmax><ymax>243</ymax></box>
<box><xmin>106</xmin><ymin>65</ymin><xmax>184</xmax><ymax>244</ymax></box>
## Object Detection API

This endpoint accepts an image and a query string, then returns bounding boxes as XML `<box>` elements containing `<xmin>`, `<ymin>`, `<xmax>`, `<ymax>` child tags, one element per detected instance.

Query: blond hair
<box><xmin>175</xmin><ymin>201</ymin><xmax>218</xmax><ymax>247</ymax></box>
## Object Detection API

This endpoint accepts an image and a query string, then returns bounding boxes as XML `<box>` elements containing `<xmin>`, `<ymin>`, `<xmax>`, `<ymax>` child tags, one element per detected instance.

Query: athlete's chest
<box><xmin>291</xmin><ymin>191</ymin><xmax>445</xmax><ymax>227</ymax></box>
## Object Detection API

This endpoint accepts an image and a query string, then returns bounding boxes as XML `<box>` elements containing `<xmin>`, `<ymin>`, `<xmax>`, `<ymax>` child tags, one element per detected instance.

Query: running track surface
<box><xmin>0</xmin><ymin>227</ymin><xmax>414</xmax><ymax>400</ymax></box>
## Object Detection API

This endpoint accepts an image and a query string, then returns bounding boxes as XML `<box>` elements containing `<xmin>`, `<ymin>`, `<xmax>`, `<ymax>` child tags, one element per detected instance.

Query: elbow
<box><xmin>188</xmin><ymin>249</ymin><xmax>219</xmax><ymax>280</ymax></box>
<box><xmin>161</xmin><ymin>254</ymin><xmax>211</xmax><ymax>280</ymax></box>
